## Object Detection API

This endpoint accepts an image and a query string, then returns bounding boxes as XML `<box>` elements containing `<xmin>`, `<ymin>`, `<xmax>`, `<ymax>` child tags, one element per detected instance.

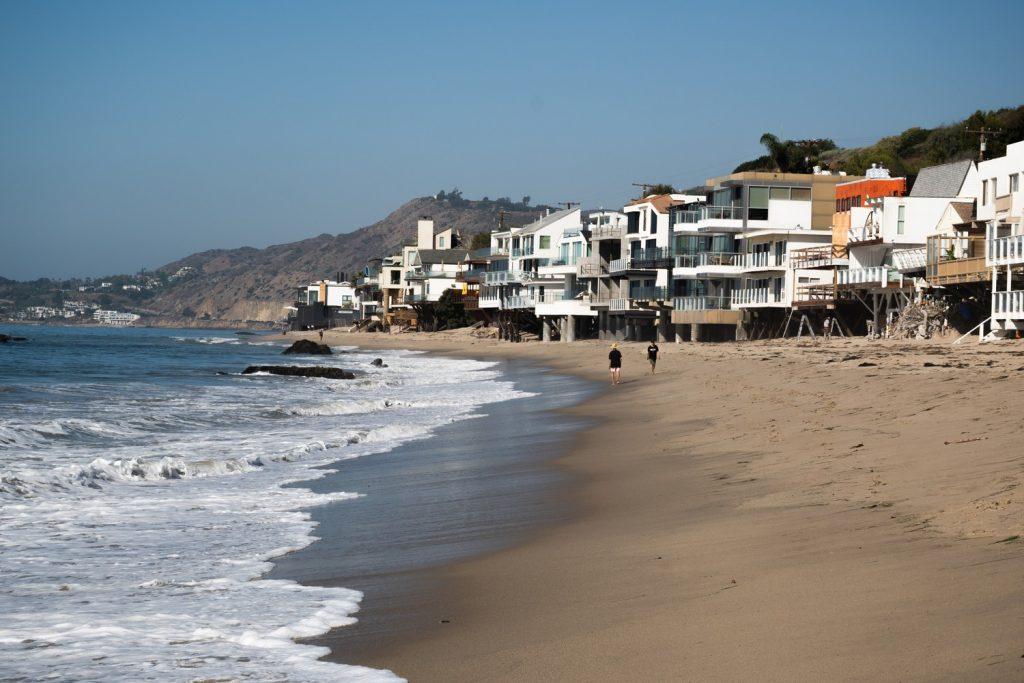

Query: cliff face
<box><xmin>148</xmin><ymin>196</ymin><xmax>546</xmax><ymax>323</ymax></box>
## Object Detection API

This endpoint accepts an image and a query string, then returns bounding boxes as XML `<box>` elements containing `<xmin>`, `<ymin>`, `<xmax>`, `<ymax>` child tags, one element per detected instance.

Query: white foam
<box><xmin>0</xmin><ymin>345</ymin><xmax>532</xmax><ymax>680</ymax></box>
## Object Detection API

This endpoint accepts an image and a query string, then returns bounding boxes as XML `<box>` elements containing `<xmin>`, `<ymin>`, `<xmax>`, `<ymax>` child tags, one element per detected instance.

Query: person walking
<box><xmin>647</xmin><ymin>341</ymin><xmax>659</xmax><ymax>374</ymax></box>
<box><xmin>822</xmin><ymin>317</ymin><xmax>832</xmax><ymax>341</ymax></box>
<box><xmin>608</xmin><ymin>343</ymin><xmax>622</xmax><ymax>386</ymax></box>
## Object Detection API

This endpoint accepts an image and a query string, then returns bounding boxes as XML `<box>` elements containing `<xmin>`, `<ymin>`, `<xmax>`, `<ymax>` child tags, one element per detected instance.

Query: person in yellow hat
<box><xmin>608</xmin><ymin>342</ymin><xmax>622</xmax><ymax>385</ymax></box>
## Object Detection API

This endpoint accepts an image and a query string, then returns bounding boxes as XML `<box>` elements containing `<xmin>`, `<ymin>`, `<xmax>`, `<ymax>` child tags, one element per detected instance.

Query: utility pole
<box><xmin>632</xmin><ymin>182</ymin><xmax>657</xmax><ymax>198</ymax></box>
<box><xmin>498</xmin><ymin>209</ymin><xmax>505</xmax><ymax>230</ymax></box>
<box><xmin>965</xmin><ymin>126</ymin><xmax>1002</xmax><ymax>162</ymax></box>
<box><xmin>558</xmin><ymin>201</ymin><xmax>579</xmax><ymax>210</ymax></box>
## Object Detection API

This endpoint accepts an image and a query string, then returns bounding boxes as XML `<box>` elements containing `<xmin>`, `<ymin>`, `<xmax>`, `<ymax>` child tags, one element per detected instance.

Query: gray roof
<box><xmin>909</xmin><ymin>159</ymin><xmax>974</xmax><ymax>198</ymax></box>
<box><xmin>518</xmin><ymin>207</ymin><xmax>577</xmax><ymax>235</ymax></box>
<box><xmin>416</xmin><ymin>248</ymin><xmax>470</xmax><ymax>265</ymax></box>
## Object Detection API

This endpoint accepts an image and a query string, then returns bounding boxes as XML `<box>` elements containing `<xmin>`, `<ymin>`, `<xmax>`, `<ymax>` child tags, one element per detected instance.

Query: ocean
<box><xmin>0</xmin><ymin>326</ymin><xmax>554</xmax><ymax>681</ymax></box>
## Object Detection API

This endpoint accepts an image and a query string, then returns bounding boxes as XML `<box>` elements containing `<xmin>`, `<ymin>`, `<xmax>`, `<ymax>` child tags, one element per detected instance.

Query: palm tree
<box><xmin>759</xmin><ymin>133</ymin><xmax>791</xmax><ymax>172</ymax></box>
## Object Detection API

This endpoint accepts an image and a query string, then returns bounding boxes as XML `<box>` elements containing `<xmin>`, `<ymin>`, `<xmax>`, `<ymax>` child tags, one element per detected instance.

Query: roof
<box><xmin>416</xmin><ymin>248</ymin><xmax>471</xmax><ymax>265</ymax></box>
<box><xmin>909</xmin><ymin>159</ymin><xmax>974</xmax><ymax>198</ymax></box>
<box><xmin>626</xmin><ymin>194</ymin><xmax>686</xmax><ymax>213</ymax></box>
<box><xmin>518</xmin><ymin>207</ymin><xmax>578</xmax><ymax>235</ymax></box>
<box><xmin>949</xmin><ymin>201</ymin><xmax>975</xmax><ymax>223</ymax></box>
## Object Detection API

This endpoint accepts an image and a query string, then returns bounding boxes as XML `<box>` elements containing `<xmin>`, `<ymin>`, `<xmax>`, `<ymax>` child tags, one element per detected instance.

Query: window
<box><xmin>437</xmin><ymin>236</ymin><xmax>445</xmax><ymax>248</ymax></box>
<box><xmin>627</xmin><ymin>213</ymin><xmax>639</xmax><ymax>233</ymax></box>
<box><xmin>992</xmin><ymin>178</ymin><xmax>997</xmax><ymax>198</ymax></box>
<box><xmin>791</xmin><ymin>187</ymin><xmax>811</xmax><ymax>201</ymax></box>
<box><xmin>897</xmin><ymin>205</ymin><xmax>906</xmax><ymax>235</ymax></box>
<box><xmin>748</xmin><ymin>186</ymin><xmax>769</xmax><ymax>220</ymax></box>
<box><xmin>1011</xmin><ymin>174</ymin><xmax>1020</xmax><ymax>193</ymax></box>
<box><xmin>650</xmin><ymin>212</ymin><xmax>658</xmax><ymax>233</ymax></box>
<box><xmin>539</xmin><ymin>236</ymin><xmax>550</xmax><ymax>250</ymax></box>
<box><xmin>769</xmin><ymin>187</ymin><xmax>790</xmax><ymax>200</ymax></box>
<box><xmin>982</xmin><ymin>180</ymin><xmax>988</xmax><ymax>204</ymax></box>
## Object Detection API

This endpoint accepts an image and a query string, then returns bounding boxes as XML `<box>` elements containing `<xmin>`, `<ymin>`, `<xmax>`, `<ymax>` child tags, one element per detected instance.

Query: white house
<box><xmin>980</xmin><ymin>141</ymin><xmax>1024</xmax><ymax>336</ymax></box>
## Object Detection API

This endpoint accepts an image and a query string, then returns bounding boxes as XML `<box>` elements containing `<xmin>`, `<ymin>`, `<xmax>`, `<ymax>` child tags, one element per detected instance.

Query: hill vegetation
<box><xmin>734</xmin><ymin>105</ymin><xmax>1024</xmax><ymax>181</ymax></box>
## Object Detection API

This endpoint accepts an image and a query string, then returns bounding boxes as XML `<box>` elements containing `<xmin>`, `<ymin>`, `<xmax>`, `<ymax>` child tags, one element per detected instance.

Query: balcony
<box><xmin>511</xmin><ymin>246</ymin><xmax>535</xmax><ymax>258</ymax></box>
<box><xmin>576</xmin><ymin>256</ymin><xmax>607</xmax><ymax>278</ymax></box>
<box><xmin>673</xmin><ymin>295</ymin><xmax>731</xmax><ymax>311</ymax></box>
<box><xmin>610</xmin><ymin>248</ymin><xmax>673</xmax><ymax>274</ymax></box>
<box><xmin>483</xmin><ymin>270</ymin><xmax>530</xmax><ymax>284</ymax></box>
<box><xmin>793</xmin><ymin>284</ymin><xmax>836</xmax><ymax>308</ymax></box>
<box><xmin>993</xmin><ymin>290</ymin><xmax>1024</xmax><ymax>319</ymax></box>
<box><xmin>504</xmin><ymin>294</ymin><xmax>537</xmax><ymax>309</ymax></box>
<box><xmin>987</xmin><ymin>232</ymin><xmax>1024</xmax><ymax>267</ymax></box>
<box><xmin>456</xmin><ymin>268</ymin><xmax>488</xmax><ymax>283</ymax></box>
<box><xmin>609</xmin><ymin>298</ymin><xmax>630</xmax><ymax>311</ymax></box>
<box><xmin>848</xmin><ymin>223</ymin><xmax>882</xmax><ymax>245</ymax></box>
<box><xmin>790</xmin><ymin>245</ymin><xmax>848</xmax><ymax>269</ymax></box>
<box><xmin>628</xmin><ymin>286</ymin><xmax>670</xmax><ymax>302</ymax></box>
<box><xmin>479</xmin><ymin>295</ymin><xmax>502</xmax><ymax>308</ymax></box>
<box><xmin>673</xmin><ymin>205</ymin><xmax>744</xmax><ymax>230</ymax></box>
<box><xmin>741</xmin><ymin>252</ymin><xmax>787</xmax><ymax>270</ymax></box>
<box><xmin>674</xmin><ymin>252</ymin><xmax>741</xmax><ymax>268</ymax></box>
<box><xmin>732</xmin><ymin>288</ymin><xmax>784</xmax><ymax>306</ymax></box>
<box><xmin>590</xmin><ymin>225</ymin><xmax>625</xmax><ymax>240</ymax></box>
<box><xmin>836</xmin><ymin>267</ymin><xmax>903</xmax><ymax>287</ymax></box>
<box><xmin>926</xmin><ymin>235</ymin><xmax>988</xmax><ymax>284</ymax></box>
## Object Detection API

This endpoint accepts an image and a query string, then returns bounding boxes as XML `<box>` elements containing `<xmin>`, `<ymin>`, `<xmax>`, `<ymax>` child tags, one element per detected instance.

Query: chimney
<box><xmin>417</xmin><ymin>217</ymin><xmax>434</xmax><ymax>249</ymax></box>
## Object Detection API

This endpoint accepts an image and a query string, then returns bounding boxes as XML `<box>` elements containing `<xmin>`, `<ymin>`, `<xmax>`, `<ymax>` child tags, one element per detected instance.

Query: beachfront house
<box><xmin>670</xmin><ymin>171</ymin><xmax>858</xmax><ymax>340</ymax></box>
<box><xmin>534</xmin><ymin>209</ymin><xmax>595</xmax><ymax>341</ymax></box>
<box><xmin>837</xmin><ymin>160</ymin><xmax>977</xmax><ymax>334</ymax></box>
<box><xmin>981</xmin><ymin>140</ymin><xmax>1024</xmax><ymax>337</ymax></box>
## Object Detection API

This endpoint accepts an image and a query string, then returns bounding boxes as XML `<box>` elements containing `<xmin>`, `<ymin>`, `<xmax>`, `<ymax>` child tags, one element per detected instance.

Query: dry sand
<box><xmin>289</xmin><ymin>329</ymin><xmax>1024</xmax><ymax>681</ymax></box>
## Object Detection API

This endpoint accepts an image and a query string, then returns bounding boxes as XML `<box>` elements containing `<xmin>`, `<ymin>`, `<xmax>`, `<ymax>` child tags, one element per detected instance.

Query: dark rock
<box><xmin>0</xmin><ymin>334</ymin><xmax>27</xmax><ymax>343</ymax></box>
<box><xmin>242</xmin><ymin>365</ymin><xmax>354</xmax><ymax>380</ymax></box>
<box><xmin>370</xmin><ymin>358</ymin><xmax>388</xmax><ymax>367</ymax></box>
<box><xmin>858</xmin><ymin>362</ymin><xmax>878</xmax><ymax>367</ymax></box>
<box><xmin>282</xmin><ymin>339</ymin><xmax>332</xmax><ymax>355</ymax></box>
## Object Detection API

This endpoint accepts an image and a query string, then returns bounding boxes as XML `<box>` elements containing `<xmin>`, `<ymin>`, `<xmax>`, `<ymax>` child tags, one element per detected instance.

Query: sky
<box><xmin>1</xmin><ymin>0</ymin><xmax>1022</xmax><ymax>280</ymax></box>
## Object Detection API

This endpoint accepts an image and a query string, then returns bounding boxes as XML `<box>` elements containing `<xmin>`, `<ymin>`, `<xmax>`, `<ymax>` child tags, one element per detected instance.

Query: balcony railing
<box><xmin>673</xmin><ymin>295</ymin><xmax>731</xmax><ymax>311</ymax></box>
<box><xmin>673</xmin><ymin>205</ymin><xmax>744</xmax><ymax>226</ymax></box>
<box><xmin>789</xmin><ymin>244</ymin><xmax>848</xmax><ymax>268</ymax></box>
<box><xmin>610</xmin><ymin>248</ymin><xmax>672</xmax><ymax>274</ymax></box>
<box><xmin>628</xmin><ymin>286</ymin><xmax>670</xmax><ymax>301</ymax></box>
<box><xmin>609</xmin><ymin>298</ymin><xmax>630</xmax><ymax>311</ymax></box>
<box><xmin>483</xmin><ymin>270</ymin><xmax>532</xmax><ymax>284</ymax></box>
<box><xmin>836</xmin><ymin>267</ymin><xmax>902</xmax><ymax>287</ymax></box>
<box><xmin>504</xmin><ymin>294</ymin><xmax>537</xmax><ymax>309</ymax></box>
<box><xmin>793</xmin><ymin>284</ymin><xmax>836</xmax><ymax>305</ymax></box>
<box><xmin>742</xmin><ymin>252</ymin><xmax>787</xmax><ymax>269</ymax></box>
<box><xmin>987</xmin><ymin>233</ymin><xmax>1024</xmax><ymax>266</ymax></box>
<box><xmin>993</xmin><ymin>290</ymin><xmax>1024</xmax><ymax>318</ymax></box>
<box><xmin>590</xmin><ymin>225</ymin><xmax>625</xmax><ymax>240</ymax></box>
<box><xmin>479</xmin><ymin>295</ymin><xmax>501</xmax><ymax>307</ymax></box>
<box><xmin>511</xmin><ymin>246</ymin><xmax>535</xmax><ymax>258</ymax></box>
<box><xmin>674</xmin><ymin>252</ymin><xmax>741</xmax><ymax>268</ymax></box>
<box><xmin>576</xmin><ymin>256</ymin><xmax>607</xmax><ymax>278</ymax></box>
<box><xmin>732</xmin><ymin>288</ymin><xmax>783</xmax><ymax>305</ymax></box>
<box><xmin>848</xmin><ymin>223</ymin><xmax>882</xmax><ymax>243</ymax></box>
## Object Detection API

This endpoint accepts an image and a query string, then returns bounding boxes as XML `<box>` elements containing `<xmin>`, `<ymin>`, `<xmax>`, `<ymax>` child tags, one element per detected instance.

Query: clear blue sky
<box><xmin>2</xmin><ymin>0</ymin><xmax>1022</xmax><ymax>280</ymax></box>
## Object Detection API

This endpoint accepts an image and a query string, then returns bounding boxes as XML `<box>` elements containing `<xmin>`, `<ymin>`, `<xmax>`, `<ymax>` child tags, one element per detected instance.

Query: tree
<box><xmin>469</xmin><ymin>231</ymin><xmax>491</xmax><ymax>250</ymax></box>
<box><xmin>521</xmin><ymin>195</ymin><xmax>531</xmax><ymax>207</ymax></box>
<box><xmin>646</xmin><ymin>183</ymin><xmax>676</xmax><ymax>196</ymax></box>
<box><xmin>433</xmin><ymin>289</ymin><xmax>473</xmax><ymax>330</ymax></box>
<box><xmin>759</xmin><ymin>133</ymin><xmax>791</xmax><ymax>172</ymax></box>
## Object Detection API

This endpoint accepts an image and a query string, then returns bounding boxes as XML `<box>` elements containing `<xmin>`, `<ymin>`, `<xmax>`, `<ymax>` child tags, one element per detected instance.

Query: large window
<box><xmin>1011</xmin><ymin>174</ymin><xmax>1020</xmax><ymax>193</ymax></box>
<box><xmin>982</xmin><ymin>180</ymin><xmax>988</xmax><ymax>204</ymax></box>
<box><xmin>539</xmin><ymin>236</ymin><xmax>550</xmax><ymax>250</ymax></box>
<box><xmin>748</xmin><ymin>187</ymin><xmax>769</xmax><ymax>220</ymax></box>
<box><xmin>897</xmin><ymin>205</ymin><xmax>906</xmax><ymax>235</ymax></box>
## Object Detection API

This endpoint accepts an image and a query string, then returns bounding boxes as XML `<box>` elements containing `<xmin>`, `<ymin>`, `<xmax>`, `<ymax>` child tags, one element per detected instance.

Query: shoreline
<box><xmin>282</xmin><ymin>330</ymin><xmax>1024</xmax><ymax>680</ymax></box>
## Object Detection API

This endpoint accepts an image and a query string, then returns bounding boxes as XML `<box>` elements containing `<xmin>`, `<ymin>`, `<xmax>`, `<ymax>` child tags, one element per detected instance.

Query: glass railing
<box><xmin>674</xmin><ymin>252</ymin><xmax>741</xmax><ymax>268</ymax></box>
<box><xmin>732</xmin><ymin>288</ymin><xmax>783</xmax><ymax>305</ymax></box>
<box><xmin>673</xmin><ymin>206</ymin><xmax>743</xmax><ymax>225</ymax></box>
<box><xmin>742</xmin><ymin>253</ymin><xmax>787</xmax><ymax>269</ymax></box>
<box><xmin>673</xmin><ymin>295</ymin><xmax>731</xmax><ymax>310</ymax></box>
<box><xmin>628</xmin><ymin>286</ymin><xmax>670</xmax><ymax>301</ymax></box>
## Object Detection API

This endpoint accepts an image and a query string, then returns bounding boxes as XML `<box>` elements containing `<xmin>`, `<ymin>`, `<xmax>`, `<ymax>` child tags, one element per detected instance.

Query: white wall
<box><xmin>880</xmin><ymin>196</ymin><xmax>952</xmax><ymax>245</ymax></box>
<box><xmin>975</xmin><ymin>140</ymin><xmax>1023</xmax><ymax>223</ymax></box>
<box><xmin>767</xmin><ymin>199</ymin><xmax>812</xmax><ymax>229</ymax></box>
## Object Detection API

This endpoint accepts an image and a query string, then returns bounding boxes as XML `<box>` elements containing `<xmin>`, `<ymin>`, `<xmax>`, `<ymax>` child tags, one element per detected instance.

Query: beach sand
<box><xmin>286</xmin><ymin>330</ymin><xmax>1024</xmax><ymax>681</ymax></box>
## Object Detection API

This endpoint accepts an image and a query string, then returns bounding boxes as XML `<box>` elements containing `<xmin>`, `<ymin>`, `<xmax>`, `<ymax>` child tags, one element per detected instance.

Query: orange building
<box><xmin>832</xmin><ymin>167</ymin><xmax>906</xmax><ymax>247</ymax></box>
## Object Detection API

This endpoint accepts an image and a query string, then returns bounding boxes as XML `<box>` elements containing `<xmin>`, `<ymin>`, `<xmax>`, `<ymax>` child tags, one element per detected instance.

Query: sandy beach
<box><xmin>285</xmin><ymin>330</ymin><xmax>1024</xmax><ymax>681</ymax></box>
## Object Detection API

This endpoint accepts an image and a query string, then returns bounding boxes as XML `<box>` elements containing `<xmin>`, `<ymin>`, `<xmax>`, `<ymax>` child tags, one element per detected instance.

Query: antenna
<box><xmin>965</xmin><ymin>126</ymin><xmax>1003</xmax><ymax>161</ymax></box>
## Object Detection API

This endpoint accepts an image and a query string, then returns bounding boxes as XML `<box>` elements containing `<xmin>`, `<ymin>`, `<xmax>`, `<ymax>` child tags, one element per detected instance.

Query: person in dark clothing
<box><xmin>608</xmin><ymin>343</ymin><xmax>622</xmax><ymax>385</ymax></box>
<box><xmin>647</xmin><ymin>342</ymin><xmax>659</xmax><ymax>374</ymax></box>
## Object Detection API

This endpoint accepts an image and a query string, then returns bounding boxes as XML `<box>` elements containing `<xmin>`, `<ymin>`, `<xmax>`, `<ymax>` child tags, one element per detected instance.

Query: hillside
<box><xmin>146</xmin><ymin>196</ymin><xmax>548</xmax><ymax>323</ymax></box>
<box><xmin>734</xmin><ymin>104</ymin><xmax>1024</xmax><ymax>180</ymax></box>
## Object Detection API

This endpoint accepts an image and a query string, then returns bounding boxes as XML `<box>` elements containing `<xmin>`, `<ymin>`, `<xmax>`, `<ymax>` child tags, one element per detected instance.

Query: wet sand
<box><xmin>283</xmin><ymin>330</ymin><xmax>1024</xmax><ymax>681</ymax></box>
